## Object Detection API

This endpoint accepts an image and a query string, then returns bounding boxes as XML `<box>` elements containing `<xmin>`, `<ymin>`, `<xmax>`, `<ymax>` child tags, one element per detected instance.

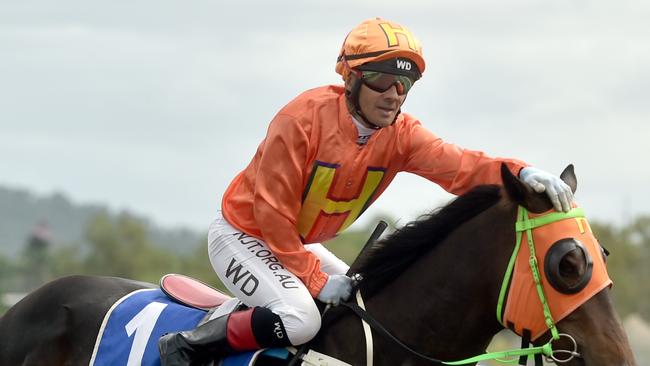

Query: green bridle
<box><xmin>444</xmin><ymin>206</ymin><xmax>586</xmax><ymax>365</ymax></box>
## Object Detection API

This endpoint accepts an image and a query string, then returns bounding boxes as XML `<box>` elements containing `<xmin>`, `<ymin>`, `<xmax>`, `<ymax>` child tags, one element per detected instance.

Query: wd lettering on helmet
<box><xmin>396</xmin><ymin>59</ymin><xmax>411</xmax><ymax>71</ymax></box>
<box><xmin>357</xmin><ymin>58</ymin><xmax>420</xmax><ymax>80</ymax></box>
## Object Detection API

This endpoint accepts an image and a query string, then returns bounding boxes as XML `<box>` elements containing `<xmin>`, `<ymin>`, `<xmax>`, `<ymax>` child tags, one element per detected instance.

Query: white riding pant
<box><xmin>207</xmin><ymin>212</ymin><xmax>349</xmax><ymax>345</ymax></box>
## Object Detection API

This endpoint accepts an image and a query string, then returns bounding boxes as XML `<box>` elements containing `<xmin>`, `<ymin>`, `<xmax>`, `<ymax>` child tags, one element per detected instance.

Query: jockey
<box><xmin>158</xmin><ymin>17</ymin><xmax>573</xmax><ymax>365</ymax></box>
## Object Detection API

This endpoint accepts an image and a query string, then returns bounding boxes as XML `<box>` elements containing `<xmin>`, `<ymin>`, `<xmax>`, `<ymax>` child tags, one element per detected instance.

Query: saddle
<box><xmin>159</xmin><ymin>273</ymin><xmax>231</xmax><ymax>311</ymax></box>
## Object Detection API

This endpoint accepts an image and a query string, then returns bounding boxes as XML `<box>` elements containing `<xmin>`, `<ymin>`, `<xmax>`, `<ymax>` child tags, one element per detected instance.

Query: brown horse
<box><xmin>0</xmin><ymin>165</ymin><xmax>637</xmax><ymax>365</ymax></box>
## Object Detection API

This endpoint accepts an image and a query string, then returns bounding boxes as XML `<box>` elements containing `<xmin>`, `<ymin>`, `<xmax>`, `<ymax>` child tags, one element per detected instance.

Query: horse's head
<box><xmin>500</xmin><ymin>164</ymin><xmax>636</xmax><ymax>366</ymax></box>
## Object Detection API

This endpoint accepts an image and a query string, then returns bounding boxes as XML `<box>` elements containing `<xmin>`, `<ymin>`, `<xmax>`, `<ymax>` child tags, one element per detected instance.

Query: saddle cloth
<box><xmin>89</xmin><ymin>287</ymin><xmax>290</xmax><ymax>366</ymax></box>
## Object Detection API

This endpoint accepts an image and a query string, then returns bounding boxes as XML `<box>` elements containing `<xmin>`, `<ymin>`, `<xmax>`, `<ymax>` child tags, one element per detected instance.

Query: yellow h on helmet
<box><xmin>336</xmin><ymin>18</ymin><xmax>426</xmax><ymax>79</ymax></box>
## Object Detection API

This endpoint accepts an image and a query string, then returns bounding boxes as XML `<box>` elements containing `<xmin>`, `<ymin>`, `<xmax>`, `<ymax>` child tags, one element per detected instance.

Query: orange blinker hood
<box><xmin>497</xmin><ymin>206</ymin><xmax>612</xmax><ymax>340</ymax></box>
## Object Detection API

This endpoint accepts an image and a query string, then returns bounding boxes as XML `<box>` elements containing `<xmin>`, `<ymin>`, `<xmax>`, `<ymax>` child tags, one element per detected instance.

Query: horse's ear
<box><xmin>500</xmin><ymin>163</ymin><xmax>553</xmax><ymax>213</ymax></box>
<box><xmin>560</xmin><ymin>164</ymin><xmax>577</xmax><ymax>194</ymax></box>
<box><xmin>501</xmin><ymin>163</ymin><xmax>526</xmax><ymax>203</ymax></box>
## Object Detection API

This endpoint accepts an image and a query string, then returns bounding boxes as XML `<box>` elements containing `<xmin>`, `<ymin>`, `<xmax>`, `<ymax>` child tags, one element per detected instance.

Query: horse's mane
<box><xmin>355</xmin><ymin>184</ymin><xmax>502</xmax><ymax>297</ymax></box>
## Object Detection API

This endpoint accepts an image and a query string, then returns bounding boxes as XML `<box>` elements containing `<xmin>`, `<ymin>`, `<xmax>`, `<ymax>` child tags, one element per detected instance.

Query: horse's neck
<box><xmin>361</xmin><ymin>203</ymin><xmax>515</xmax><ymax>363</ymax></box>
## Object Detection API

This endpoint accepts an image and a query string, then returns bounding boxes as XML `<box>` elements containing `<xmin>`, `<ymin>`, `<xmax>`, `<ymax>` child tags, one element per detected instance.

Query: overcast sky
<box><xmin>1</xmin><ymin>0</ymin><xmax>648</xmax><ymax>233</ymax></box>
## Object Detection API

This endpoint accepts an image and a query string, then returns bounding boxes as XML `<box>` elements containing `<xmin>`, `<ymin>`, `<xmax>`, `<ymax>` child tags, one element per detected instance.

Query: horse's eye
<box><xmin>544</xmin><ymin>238</ymin><xmax>594</xmax><ymax>294</ymax></box>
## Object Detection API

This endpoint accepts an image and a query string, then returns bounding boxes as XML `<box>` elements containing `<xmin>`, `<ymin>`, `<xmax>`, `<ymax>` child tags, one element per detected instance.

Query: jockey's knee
<box><xmin>274</xmin><ymin>301</ymin><xmax>321</xmax><ymax>345</ymax></box>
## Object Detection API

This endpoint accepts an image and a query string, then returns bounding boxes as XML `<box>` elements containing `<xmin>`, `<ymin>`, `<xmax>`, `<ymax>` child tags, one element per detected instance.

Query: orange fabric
<box><xmin>502</xmin><ymin>207</ymin><xmax>612</xmax><ymax>340</ymax></box>
<box><xmin>336</xmin><ymin>18</ymin><xmax>425</xmax><ymax>77</ymax></box>
<box><xmin>222</xmin><ymin>85</ymin><xmax>528</xmax><ymax>296</ymax></box>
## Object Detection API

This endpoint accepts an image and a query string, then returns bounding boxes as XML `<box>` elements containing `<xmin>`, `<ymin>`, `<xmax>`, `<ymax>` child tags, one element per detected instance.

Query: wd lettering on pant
<box><xmin>225</xmin><ymin>258</ymin><xmax>259</xmax><ymax>296</ymax></box>
<box><xmin>231</xmin><ymin>232</ymin><xmax>300</xmax><ymax>290</ymax></box>
<box><xmin>252</xmin><ymin>307</ymin><xmax>291</xmax><ymax>348</ymax></box>
<box><xmin>273</xmin><ymin>321</ymin><xmax>285</xmax><ymax>339</ymax></box>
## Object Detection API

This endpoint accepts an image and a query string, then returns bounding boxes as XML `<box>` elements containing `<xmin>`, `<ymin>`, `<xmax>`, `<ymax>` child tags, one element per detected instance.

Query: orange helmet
<box><xmin>336</xmin><ymin>18</ymin><xmax>426</xmax><ymax>79</ymax></box>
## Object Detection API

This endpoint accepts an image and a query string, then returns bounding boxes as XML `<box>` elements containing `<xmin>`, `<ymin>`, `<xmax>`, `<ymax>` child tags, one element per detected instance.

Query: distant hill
<box><xmin>0</xmin><ymin>186</ymin><xmax>204</xmax><ymax>258</ymax></box>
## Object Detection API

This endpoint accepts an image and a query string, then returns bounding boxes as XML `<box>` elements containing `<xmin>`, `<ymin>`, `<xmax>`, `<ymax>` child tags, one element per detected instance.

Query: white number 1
<box><xmin>125</xmin><ymin>302</ymin><xmax>168</xmax><ymax>366</ymax></box>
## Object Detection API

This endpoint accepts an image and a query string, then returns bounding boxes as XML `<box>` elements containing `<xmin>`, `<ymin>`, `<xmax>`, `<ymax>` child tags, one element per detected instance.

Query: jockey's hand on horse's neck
<box><xmin>519</xmin><ymin>167</ymin><xmax>574</xmax><ymax>212</ymax></box>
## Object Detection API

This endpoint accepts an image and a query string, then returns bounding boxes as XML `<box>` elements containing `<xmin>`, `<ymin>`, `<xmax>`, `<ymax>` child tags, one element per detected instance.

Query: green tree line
<box><xmin>1</xmin><ymin>212</ymin><xmax>649</xmax><ymax>323</ymax></box>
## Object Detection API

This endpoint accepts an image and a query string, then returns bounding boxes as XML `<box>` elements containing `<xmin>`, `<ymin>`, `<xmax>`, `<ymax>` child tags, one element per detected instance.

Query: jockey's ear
<box><xmin>501</xmin><ymin>163</ymin><xmax>553</xmax><ymax>213</ymax></box>
<box><xmin>560</xmin><ymin>164</ymin><xmax>578</xmax><ymax>194</ymax></box>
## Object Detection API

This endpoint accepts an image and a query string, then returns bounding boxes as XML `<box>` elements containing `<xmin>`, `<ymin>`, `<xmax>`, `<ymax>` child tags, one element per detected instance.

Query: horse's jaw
<box><xmin>536</xmin><ymin>289</ymin><xmax>637</xmax><ymax>366</ymax></box>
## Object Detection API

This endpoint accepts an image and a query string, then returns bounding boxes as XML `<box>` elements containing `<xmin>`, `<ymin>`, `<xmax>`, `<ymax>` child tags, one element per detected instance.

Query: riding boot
<box><xmin>158</xmin><ymin>307</ymin><xmax>290</xmax><ymax>366</ymax></box>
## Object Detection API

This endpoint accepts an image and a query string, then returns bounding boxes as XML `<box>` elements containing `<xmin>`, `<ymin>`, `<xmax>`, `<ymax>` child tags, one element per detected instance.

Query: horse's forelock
<box><xmin>355</xmin><ymin>185</ymin><xmax>503</xmax><ymax>296</ymax></box>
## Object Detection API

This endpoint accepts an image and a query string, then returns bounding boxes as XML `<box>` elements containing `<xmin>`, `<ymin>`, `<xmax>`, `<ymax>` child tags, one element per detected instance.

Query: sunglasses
<box><xmin>357</xmin><ymin>70</ymin><xmax>416</xmax><ymax>95</ymax></box>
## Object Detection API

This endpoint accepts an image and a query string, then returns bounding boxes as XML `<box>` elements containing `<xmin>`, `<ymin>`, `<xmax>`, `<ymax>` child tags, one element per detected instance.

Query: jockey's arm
<box><xmin>402</xmin><ymin>120</ymin><xmax>572</xmax><ymax>211</ymax></box>
<box><xmin>402</xmin><ymin>119</ymin><xmax>528</xmax><ymax>194</ymax></box>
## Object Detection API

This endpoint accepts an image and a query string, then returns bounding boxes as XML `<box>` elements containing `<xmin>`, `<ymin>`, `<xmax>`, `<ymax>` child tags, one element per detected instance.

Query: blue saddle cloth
<box><xmin>90</xmin><ymin>288</ymin><xmax>290</xmax><ymax>366</ymax></box>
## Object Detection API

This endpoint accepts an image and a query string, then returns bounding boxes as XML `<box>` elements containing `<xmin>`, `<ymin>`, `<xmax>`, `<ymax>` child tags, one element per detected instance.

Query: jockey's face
<box><xmin>359</xmin><ymin>82</ymin><xmax>405</xmax><ymax>128</ymax></box>
<box><xmin>347</xmin><ymin>74</ymin><xmax>406</xmax><ymax>128</ymax></box>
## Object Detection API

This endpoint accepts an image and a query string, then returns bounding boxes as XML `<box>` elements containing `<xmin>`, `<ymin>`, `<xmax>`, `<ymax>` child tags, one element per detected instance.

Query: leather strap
<box><xmin>355</xmin><ymin>291</ymin><xmax>373</xmax><ymax>366</ymax></box>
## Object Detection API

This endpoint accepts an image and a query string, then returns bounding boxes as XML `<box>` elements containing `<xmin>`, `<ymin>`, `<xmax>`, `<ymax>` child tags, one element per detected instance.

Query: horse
<box><xmin>0</xmin><ymin>165</ymin><xmax>637</xmax><ymax>366</ymax></box>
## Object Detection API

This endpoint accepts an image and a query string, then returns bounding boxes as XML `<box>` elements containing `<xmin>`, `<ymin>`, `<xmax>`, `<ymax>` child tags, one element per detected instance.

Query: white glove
<box><xmin>519</xmin><ymin>167</ymin><xmax>574</xmax><ymax>212</ymax></box>
<box><xmin>317</xmin><ymin>274</ymin><xmax>353</xmax><ymax>306</ymax></box>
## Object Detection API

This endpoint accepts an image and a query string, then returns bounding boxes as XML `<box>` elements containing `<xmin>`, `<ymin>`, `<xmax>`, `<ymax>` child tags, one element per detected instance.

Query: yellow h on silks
<box><xmin>297</xmin><ymin>162</ymin><xmax>385</xmax><ymax>243</ymax></box>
